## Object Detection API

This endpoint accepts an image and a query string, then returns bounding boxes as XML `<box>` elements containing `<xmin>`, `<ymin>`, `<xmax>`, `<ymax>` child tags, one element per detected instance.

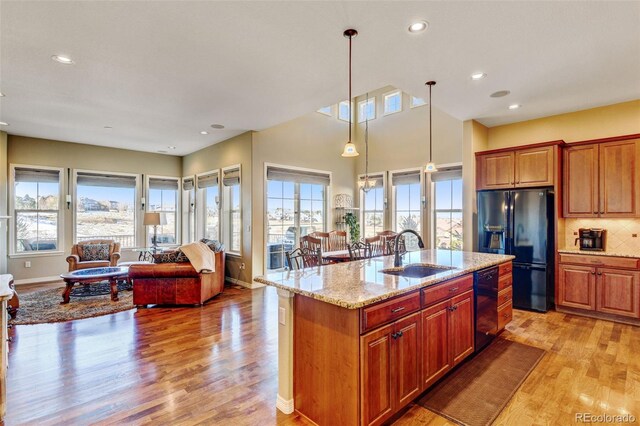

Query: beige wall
<box><xmin>0</xmin><ymin>131</ymin><xmax>7</xmax><ymax>274</ymax></box>
<box><xmin>251</xmin><ymin>111</ymin><xmax>354</xmax><ymax>277</ymax></box>
<box><xmin>182</xmin><ymin>132</ymin><xmax>254</xmax><ymax>285</ymax></box>
<box><xmin>7</xmin><ymin>135</ymin><xmax>182</xmax><ymax>282</ymax></box>
<box><xmin>462</xmin><ymin>120</ymin><xmax>488</xmax><ymax>251</ymax></box>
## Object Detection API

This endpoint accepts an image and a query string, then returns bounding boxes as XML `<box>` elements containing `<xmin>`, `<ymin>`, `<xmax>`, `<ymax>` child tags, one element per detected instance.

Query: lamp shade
<box><xmin>143</xmin><ymin>212</ymin><xmax>166</xmax><ymax>226</ymax></box>
<box><xmin>341</xmin><ymin>141</ymin><xmax>359</xmax><ymax>157</ymax></box>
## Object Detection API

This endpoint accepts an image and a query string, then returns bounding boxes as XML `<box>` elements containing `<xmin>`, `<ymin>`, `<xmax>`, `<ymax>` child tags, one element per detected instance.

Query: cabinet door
<box><xmin>449</xmin><ymin>290</ymin><xmax>475</xmax><ymax>366</ymax></box>
<box><xmin>515</xmin><ymin>146</ymin><xmax>554</xmax><ymax>187</ymax></box>
<box><xmin>557</xmin><ymin>264</ymin><xmax>596</xmax><ymax>310</ymax></box>
<box><xmin>477</xmin><ymin>152</ymin><xmax>515</xmax><ymax>190</ymax></box>
<box><xmin>393</xmin><ymin>312</ymin><xmax>422</xmax><ymax>408</ymax></box>
<box><xmin>361</xmin><ymin>325</ymin><xmax>393</xmax><ymax>426</ymax></box>
<box><xmin>421</xmin><ymin>299</ymin><xmax>450</xmax><ymax>389</ymax></box>
<box><xmin>563</xmin><ymin>144</ymin><xmax>599</xmax><ymax>217</ymax></box>
<box><xmin>599</xmin><ymin>140</ymin><xmax>639</xmax><ymax>217</ymax></box>
<box><xmin>596</xmin><ymin>268</ymin><xmax>640</xmax><ymax>318</ymax></box>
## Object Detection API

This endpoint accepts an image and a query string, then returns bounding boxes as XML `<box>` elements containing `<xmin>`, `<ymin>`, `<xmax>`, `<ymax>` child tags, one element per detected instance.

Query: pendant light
<box><xmin>358</xmin><ymin>92</ymin><xmax>377</xmax><ymax>192</ymax></box>
<box><xmin>341</xmin><ymin>29</ymin><xmax>359</xmax><ymax>157</ymax></box>
<box><xmin>424</xmin><ymin>80</ymin><xmax>438</xmax><ymax>173</ymax></box>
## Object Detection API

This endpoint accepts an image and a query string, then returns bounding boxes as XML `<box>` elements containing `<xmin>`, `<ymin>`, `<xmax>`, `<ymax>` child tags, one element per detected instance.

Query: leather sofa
<box><xmin>128</xmin><ymin>250</ymin><xmax>225</xmax><ymax>307</ymax></box>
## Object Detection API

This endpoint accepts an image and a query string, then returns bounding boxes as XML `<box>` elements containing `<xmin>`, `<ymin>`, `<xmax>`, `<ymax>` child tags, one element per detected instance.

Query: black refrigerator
<box><xmin>477</xmin><ymin>188</ymin><xmax>554</xmax><ymax>312</ymax></box>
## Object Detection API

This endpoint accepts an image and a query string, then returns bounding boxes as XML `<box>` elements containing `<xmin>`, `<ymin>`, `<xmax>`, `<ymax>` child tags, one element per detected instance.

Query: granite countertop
<box><xmin>255</xmin><ymin>249</ymin><xmax>514</xmax><ymax>309</ymax></box>
<box><xmin>558</xmin><ymin>248</ymin><xmax>640</xmax><ymax>259</ymax></box>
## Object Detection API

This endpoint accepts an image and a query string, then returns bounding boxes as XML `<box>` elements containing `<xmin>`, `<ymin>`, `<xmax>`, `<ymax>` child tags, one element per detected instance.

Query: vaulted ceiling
<box><xmin>1</xmin><ymin>1</ymin><xmax>638</xmax><ymax>155</ymax></box>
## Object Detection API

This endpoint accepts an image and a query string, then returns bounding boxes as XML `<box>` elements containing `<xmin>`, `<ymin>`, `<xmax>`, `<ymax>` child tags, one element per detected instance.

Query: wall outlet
<box><xmin>633</xmin><ymin>234</ymin><xmax>638</xmax><ymax>238</ymax></box>
<box><xmin>279</xmin><ymin>307</ymin><xmax>286</xmax><ymax>325</ymax></box>
<box><xmin>240</xmin><ymin>262</ymin><xmax>246</xmax><ymax>270</ymax></box>
<box><xmin>24</xmin><ymin>261</ymin><xmax>31</xmax><ymax>268</ymax></box>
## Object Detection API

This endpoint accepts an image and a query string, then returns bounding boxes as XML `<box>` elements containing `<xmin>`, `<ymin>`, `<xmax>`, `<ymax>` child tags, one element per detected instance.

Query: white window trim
<box><xmin>72</xmin><ymin>168</ymin><xmax>140</xmax><ymax>249</ymax></box>
<box><xmin>195</xmin><ymin>169</ymin><xmax>221</xmax><ymax>243</ymax></box>
<box><xmin>357</xmin><ymin>97</ymin><xmax>376</xmax><ymax>123</ymax></box>
<box><xmin>263</xmin><ymin>162</ymin><xmax>332</xmax><ymax>274</ymax></box>
<box><xmin>338</xmin><ymin>100</ymin><xmax>354</xmax><ymax>122</ymax></box>
<box><xmin>410</xmin><ymin>96</ymin><xmax>427</xmax><ymax>109</ymax></box>
<box><xmin>390</xmin><ymin>167</ymin><xmax>425</xmax><ymax>237</ymax></box>
<box><xmin>359</xmin><ymin>172</ymin><xmax>387</xmax><ymax>238</ymax></box>
<box><xmin>181</xmin><ymin>176</ymin><xmax>196</xmax><ymax>244</ymax></box>
<box><xmin>9</xmin><ymin>164</ymin><xmax>65</xmax><ymax>258</ymax></box>
<box><xmin>222</xmin><ymin>164</ymin><xmax>242</xmax><ymax>257</ymax></box>
<box><xmin>145</xmin><ymin>174</ymin><xmax>181</xmax><ymax>246</ymax></box>
<box><xmin>383</xmin><ymin>90</ymin><xmax>403</xmax><ymax>116</ymax></box>
<box><xmin>428</xmin><ymin>163</ymin><xmax>463</xmax><ymax>250</ymax></box>
<box><xmin>316</xmin><ymin>105</ymin><xmax>334</xmax><ymax>117</ymax></box>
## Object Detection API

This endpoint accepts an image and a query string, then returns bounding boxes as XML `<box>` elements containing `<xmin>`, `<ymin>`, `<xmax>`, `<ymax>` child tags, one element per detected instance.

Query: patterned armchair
<box><xmin>66</xmin><ymin>239</ymin><xmax>121</xmax><ymax>272</ymax></box>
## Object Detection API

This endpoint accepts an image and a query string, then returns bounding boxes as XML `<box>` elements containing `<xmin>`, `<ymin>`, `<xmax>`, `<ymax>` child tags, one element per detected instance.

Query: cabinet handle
<box><xmin>392</xmin><ymin>331</ymin><xmax>404</xmax><ymax>339</ymax></box>
<box><xmin>590</xmin><ymin>271</ymin><xmax>596</xmax><ymax>275</ymax></box>
<box><xmin>449</xmin><ymin>287</ymin><xmax>459</xmax><ymax>292</ymax></box>
<box><xmin>597</xmin><ymin>272</ymin><xmax>602</xmax><ymax>276</ymax></box>
<box><xmin>391</xmin><ymin>306</ymin><xmax>405</xmax><ymax>313</ymax></box>
<box><xmin>600</xmin><ymin>211</ymin><xmax>604</xmax><ymax>214</ymax></box>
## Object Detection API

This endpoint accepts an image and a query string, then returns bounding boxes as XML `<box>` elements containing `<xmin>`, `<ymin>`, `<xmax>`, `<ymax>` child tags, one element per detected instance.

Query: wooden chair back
<box><xmin>348</xmin><ymin>241</ymin><xmax>371</xmax><ymax>261</ymax></box>
<box><xmin>386</xmin><ymin>236</ymin><xmax>407</xmax><ymax>256</ymax></box>
<box><xmin>364</xmin><ymin>235</ymin><xmax>385</xmax><ymax>257</ymax></box>
<box><xmin>328</xmin><ymin>230</ymin><xmax>348</xmax><ymax>251</ymax></box>
<box><xmin>286</xmin><ymin>247</ymin><xmax>322</xmax><ymax>270</ymax></box>
<box><xmin>310</xmin><ymin>232</ymin><xmax>331</xmax><ymax>252</ymax></box>
<box><xmin>300</xmin><ymin>235</ymin><xmax>322</xmax><ymax>253</ymax></box>
<box><xmin>377</xmin><ymin>231</ymin><xmax>398</xmax><ymax>255</ymax></box>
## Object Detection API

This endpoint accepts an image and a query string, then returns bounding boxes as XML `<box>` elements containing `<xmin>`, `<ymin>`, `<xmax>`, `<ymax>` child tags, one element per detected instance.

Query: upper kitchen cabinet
<box><xmin>476</xmin><ymin>143</ymin><xmax>561</xmax><ymax>191</ymax></box>
<box><xmin>563</xmin><ymin>138</ymin><xmax>640</xmax><ymax>218</ymax></box>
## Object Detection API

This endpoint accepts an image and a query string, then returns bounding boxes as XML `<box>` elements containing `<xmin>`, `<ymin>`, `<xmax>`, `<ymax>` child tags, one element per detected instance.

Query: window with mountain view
<box><xmin>147</xmin><ymin>177</ymin><xmax>179</xmax><ymax>245</ymax></box>
<box><xmin>433</xmin><ymin>170</ymin><xmax>463</xmax><ymax>250</ymax></box>
<box><xmin>391</xmin><ymin>169</ymin><xmax>422</xmax><ymax>250</ymax></box>
<box><xmin>75</xmin><ymin>172</ymin><xmax>137</xmax><ymax>248</ymax></box>
<box><xmin>12</xmin><ymin>166</ymin><xmax>62</xmax><ymax>253</ymax></box>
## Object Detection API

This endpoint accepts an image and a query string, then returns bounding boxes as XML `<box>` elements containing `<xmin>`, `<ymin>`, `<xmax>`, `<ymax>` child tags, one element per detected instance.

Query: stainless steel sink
<box><xmin>381</xmin><ymin>264</ymin><xmax>456</xmax><ymax>279</ymax></box>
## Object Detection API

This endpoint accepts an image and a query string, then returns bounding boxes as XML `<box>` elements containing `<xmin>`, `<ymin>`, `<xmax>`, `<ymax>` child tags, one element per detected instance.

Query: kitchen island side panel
<box><xmin>294</xmin><ymin>294</ymin><xmax>360</xmax><ymax>425</ymax></box>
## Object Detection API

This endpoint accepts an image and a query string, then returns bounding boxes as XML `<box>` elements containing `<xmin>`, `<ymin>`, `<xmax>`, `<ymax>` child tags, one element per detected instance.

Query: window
<box><xmin>432</xmin><ymin>168</ymin><xmax>463</xmax><ymax>250</ymax></box>
<box><xmin>358</xmin><ymin>97</ymin><xmax>376</xmax><ymax>123</ymax></box>
<box><xmin>359</xmin><ymin>174</ymin><xmax>385</xmax><ymax>238</ymax></box>
<box><xmin>383</xmin><ymin>90</ymin><xmax>402</xmax><ymax>115</ymax></box>
<box><xmin>147</xmin><ymin>176</ymin><xmax>179</xmax><ymax>245</ymax></box>
<box><xmin>196</xmin><ymin>171</ymin><xmax>220</xmax><ymax>241</ymax></box>
<box><xmin>410</xmin><ymin>96</ymin><xmax>426</xmax><ymax>108</ymax></box>
<box><xmin>182</xmin><ymin>177</ymin><xmax>196</xmax><ymax>243</ymax></box>
<box><xmin>265</xmin><ymin>165</ymin><xmax>330</xmax><ymax>271</ymax></box>
<box><xmin>317</xmin><ymin>105</ymin><xmax>333</xmax><ymax>116</ymax></box>
<box><xmin>11</xmin><ymin>165</ymin><xmax>62</xmax><ymax>254</ymax></box>
<box><xmin>75</xmin><ymin>171</ymin><xmax>137</xmax><ymax>248</ymax></box>
<box><xmin>338</xmin><ymin>100</ymin><xmax>352</xmax><ymax>122</ymax></box>
<box><xmin>391</xmin><ymin>169</ymin><xmax>423</xmax><ymax>250</ymax></box>
<box><xmin>222</xmin><ymin>166</ymin><xmax>241</xmax><ymax>254</ymax></box>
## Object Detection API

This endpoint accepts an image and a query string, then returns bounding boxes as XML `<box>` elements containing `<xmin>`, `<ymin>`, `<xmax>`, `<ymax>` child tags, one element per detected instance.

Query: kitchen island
<box><xmin>255</xmin><ymin>249</ymin><xmax>514</xmax><ymax>426</ymax></box>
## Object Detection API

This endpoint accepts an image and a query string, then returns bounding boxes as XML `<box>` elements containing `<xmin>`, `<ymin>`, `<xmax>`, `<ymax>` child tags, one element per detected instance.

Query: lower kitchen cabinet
<box><xmin>558</xmin><ymin>264</ymin><xmax>597</xmax><ymax>310</ymax></box>
<box><xmin>597</xmin><ymin>268</ymin><xmax>640</xmax><ymax>318</ymax></box>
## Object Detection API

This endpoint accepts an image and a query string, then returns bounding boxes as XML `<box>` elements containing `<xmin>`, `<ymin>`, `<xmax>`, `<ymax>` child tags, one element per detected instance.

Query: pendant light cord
<box><xmin>365</xmin><ymin>92</ymin><xmax>369</xmax><ymax>181</ymax></box>
<box><xmin>429</xmin><ymin>82</ymin><xmax>432</xmax><ymax>162</ymax></box>
<box><xmin>348</xmin><ymin>33</ymin><xmax>352</xmax><ymax>143</ymax></box>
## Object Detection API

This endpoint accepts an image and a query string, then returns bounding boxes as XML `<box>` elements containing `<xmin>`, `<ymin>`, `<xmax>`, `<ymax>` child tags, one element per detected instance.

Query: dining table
<box><xmin>321</xmin><ymin>249</ymin><xmax>351</xmax><ymax>263</ymax></box>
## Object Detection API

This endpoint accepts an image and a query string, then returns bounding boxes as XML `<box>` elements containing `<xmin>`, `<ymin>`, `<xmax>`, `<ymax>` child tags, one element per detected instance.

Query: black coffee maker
<box><xmin>575</xmin><ymin>228</ymin><xmax>607</xmax><ymax>251</ymax></box>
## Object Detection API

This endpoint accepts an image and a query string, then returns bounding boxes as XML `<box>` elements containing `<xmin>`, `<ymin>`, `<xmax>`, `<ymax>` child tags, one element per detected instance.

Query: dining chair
<box><xmin>300</xmin><ymin>235</ymin><xmax>322</xmax><ymax>253</ymax></box>
<box><xmin>310</xmin><ymin>232</ymin><xmax>331</xmax><ymax>252</ymax></box>
<box><xmin>328</xmin><ymin>230</ymin><xmax>348</xmax><ymax>251</ymax></box>
<box><xmin>377</xmin><ymin>230</ymin><xmax>398</xmax><ymax>255</ymax></box>
<box><xmin>285</xmin><ymin>247</ymin><xmax>322</xmax><ymax>270</ymax></box>
<box><xmin>386</xmin><ymin>236</ymin><xmax>407</xmax><ymax>257</ymax></box>
<box><xmin>364</xmin><ymin>235</ymin><xmax>385</xmax><ymax>258</ymax></box>
<box><xmin>347</xmin><ymin>241</ymin><xmax>371</xmax><ymax>261</ymax></box>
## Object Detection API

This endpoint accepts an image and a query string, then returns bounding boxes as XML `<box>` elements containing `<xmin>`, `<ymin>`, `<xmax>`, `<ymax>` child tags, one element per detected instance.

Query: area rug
<box><xmin>417</xmin><ymin>338</ymin><xmax>546</xmax><ymax>426</ymax></box>
<box><xmin>70</xmin><ymin>280</ymin><xmax>131</xmax><ymax>297</ymax></box>
<box><xmin>10</xmin><ymin>286</ymin><xmax>134</xmax><ymax>325</ymax></box>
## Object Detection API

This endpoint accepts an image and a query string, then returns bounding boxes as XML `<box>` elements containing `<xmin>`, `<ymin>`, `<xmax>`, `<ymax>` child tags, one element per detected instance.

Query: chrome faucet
<box><xmin>393</xmin><ymin>229</ymin><xmax>424</xmax><ymax>267</ymax></box>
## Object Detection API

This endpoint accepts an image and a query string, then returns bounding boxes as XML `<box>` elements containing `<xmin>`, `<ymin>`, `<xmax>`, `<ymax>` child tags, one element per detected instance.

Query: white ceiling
<box><xmin>1</xmin><ymin>1</ymin><xmax>639</xmax><ymax>156</ymax></box>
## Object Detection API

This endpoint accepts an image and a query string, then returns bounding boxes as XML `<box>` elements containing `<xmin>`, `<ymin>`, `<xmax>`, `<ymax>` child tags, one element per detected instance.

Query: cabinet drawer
<box><xmin>421</xmin><ymin>275</ymin><xmax>473</xmax><ymax>308</ymax></box>
<box><xmin>497</xmin><ymin>301</ymin><xmax>513</xmax><ymax>330</ymax></box>
<box><xmin>361</xmin><ymin>291</ymin><xmax>420</xmax><ymax>333</ymax></box>
<box><xmin>499</xmin><ymin>261</ymin><xmax>513</xmax><ymax>277</ymax></box>
<box><xmin>498</xmin><ymin>274</ymin><xmax>512</xmax><ymax>291</ymax></box>
<box><xmin>497</xmin><ymin>286</ymin><xmax>513</xmax><ymax>306</ymax></box>
<box><xmin>559</xmin><ymin>254</ymin><xmax>639</xmax><ymax>269</ymax></box>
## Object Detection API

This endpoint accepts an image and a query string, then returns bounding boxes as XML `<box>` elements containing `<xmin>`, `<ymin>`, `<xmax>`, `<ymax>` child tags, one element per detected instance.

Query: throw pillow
<box><xmin>80</xmin><ymin>244</ymin><xmax>110</xmax><ymax>261</ymax></box>
<box><xmin>152</xmin><ymin>250</ymin><xmax>190</xmax><ymax>264</ymax></box>
<box><xmin>199</xmin><ymin>238</ymin><xmax>224</xmax><ymax>253</ymax></box>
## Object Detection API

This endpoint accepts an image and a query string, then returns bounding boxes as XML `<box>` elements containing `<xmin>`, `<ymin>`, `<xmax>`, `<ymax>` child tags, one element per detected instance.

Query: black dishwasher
<box><xmin>474</xmin><ymin>266</ymin><xmax>499</xmax><ymax>352</ymax></box>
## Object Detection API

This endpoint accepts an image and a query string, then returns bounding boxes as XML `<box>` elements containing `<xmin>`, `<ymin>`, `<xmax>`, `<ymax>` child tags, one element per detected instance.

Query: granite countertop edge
<box><xmin>557</xmin><ymin>249</ymin><xmax>640</xmax><ymax>259</ymax></box>
<box><xmin>255</xmin><ymin>255</ymin><xmax>515</xmax><ymax>309</ymax></box>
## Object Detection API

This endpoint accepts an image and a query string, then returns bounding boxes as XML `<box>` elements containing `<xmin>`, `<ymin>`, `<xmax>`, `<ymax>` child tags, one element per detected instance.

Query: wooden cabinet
<box><xmin>476</xmin><ymin>144</ymin><xmax>558</xmax><ymax>190</ymax></box>
<box><xmin>497</xmin><ymin>261</ymin><xmax>514</xmax><ymax>332</ymax></box>
<box><xmin>421</xmin><ymin>290</ymin><xmax>474</xmax><ymax>389</ymax></box>
<box><xmin>563</xmin><ymin>139</ymin><xmax>640</xmax><ymax>218</ymax></box>
<box><xmin>361</xmin><ymin>312</ymin><xmax>421</xmax><ymax>426</ymax></box>
<box><xmin>558</xmin><ymin>254</ymin><xmax>640</xmax><ymax>322</ymax></box>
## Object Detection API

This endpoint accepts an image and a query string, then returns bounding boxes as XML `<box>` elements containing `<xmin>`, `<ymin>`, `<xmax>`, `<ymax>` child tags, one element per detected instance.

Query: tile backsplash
<box><xmin>563</xmin><ymin>218</ymin><xmax>640</xmax><ymax>252</ymax></box>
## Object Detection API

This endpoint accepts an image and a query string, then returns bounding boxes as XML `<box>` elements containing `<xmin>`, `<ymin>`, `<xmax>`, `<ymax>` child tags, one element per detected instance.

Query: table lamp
<box><xmin>143</xmin><ymin>212</ymin><xmax>167</xmax><ymax>249</ymax></box>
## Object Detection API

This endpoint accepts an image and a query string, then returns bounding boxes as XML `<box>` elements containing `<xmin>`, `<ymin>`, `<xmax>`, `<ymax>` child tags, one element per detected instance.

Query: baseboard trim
<box><xmin>14</xmin><ymin>275</ymin><xmax>61</xmax><ymax>286</ymax></box>
<box><xmin>226</xmin><ymin>276</ymin><xmax>263</xmax><ymax>289</ymax></box>
<box><xmin>276</xmin><ymin>394</ymin><xmax>294</xmax><ymax>414</ymax></box>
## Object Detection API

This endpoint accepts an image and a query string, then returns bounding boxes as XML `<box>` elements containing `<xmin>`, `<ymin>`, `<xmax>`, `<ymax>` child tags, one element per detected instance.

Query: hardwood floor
<box><xmin>5</xmin><ymin>285</ymin><xmax>639</xmax><ymax>425</ymax></box>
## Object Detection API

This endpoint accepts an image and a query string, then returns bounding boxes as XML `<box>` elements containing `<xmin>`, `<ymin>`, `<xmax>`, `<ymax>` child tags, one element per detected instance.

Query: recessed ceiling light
<box><xmin>210</xmin><ymin>124</ymin><xmax>225</xmax><ymax>129</ymax></box>
<box><xmin>471</xmin><ymin>72</ymin><xmax>486</xmax><ymax>80</ymax></box>
<box><xmin>104</xmin><ymin>126</ymin><xmax>112</xmax><ymax>129</ymax></box>
<box><xmin>157</xmin><ymin>150</ymin><xmax>168</xmax><ymax>154</ymax></box>
<box><xmin>490</xmin><ymin>90</ymin><xmax>511</xmax><ymax>98</ymax></box>
<box><xmin>168</xmin><ymin>146</ymin><xmax>176</xmax><ymax>150</ymax></box>
<box><xmin>408</xmin><ymin>21</ymin><xmax>429</xmax><ymax>33</ymax></box>
<box><xmin>51</xmin><ymin>55</ymin><xmax>74</xmax><ymax>65</ymax></box>
<box><xmin>0</xmin><ymin>92</ymin><xmax>5</xmax><ymax>97</ymax></box>
<box><xmin>0</xmin><ymin>122</ymin><xmax>9</xmax><ymax>126</ymax></box>
<box><xmin>200</xmin><ymin>131</ymin><xmax>209</xmax><ymax>135</ymax></box>
<box><xmin>508</xmin><ymin>104</ymin><xmax>521</xmax><ymax>110</ymax></box>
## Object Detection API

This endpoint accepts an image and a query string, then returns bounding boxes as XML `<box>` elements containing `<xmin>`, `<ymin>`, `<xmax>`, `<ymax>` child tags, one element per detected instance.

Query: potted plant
<box><xmin>343</xmin><ymin>212</ymin><xmax>360</xmax><ymax>243</ymax></box>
